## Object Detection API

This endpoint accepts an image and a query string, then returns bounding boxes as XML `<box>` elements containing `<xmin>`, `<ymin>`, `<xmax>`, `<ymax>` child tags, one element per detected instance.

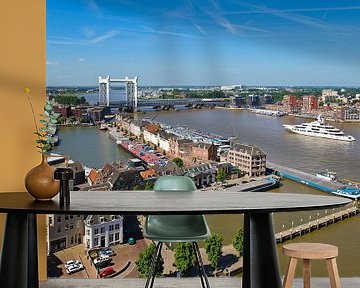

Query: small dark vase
<box><xmin>25</xmin><ymin>154</ymin><xmax>60</xmax><ymax>201</ymax></box>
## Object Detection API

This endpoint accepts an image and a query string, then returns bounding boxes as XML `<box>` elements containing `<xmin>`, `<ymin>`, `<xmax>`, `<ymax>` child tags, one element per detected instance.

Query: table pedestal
<box><xmin>243</xmin><ymin>213</ymin><xmax>282</xmax><ymax>288</ymax></box>
<box><xmin>0</xmin><ymin>213</ymin><xmax>38</xmax><ymax>288</ymax></box>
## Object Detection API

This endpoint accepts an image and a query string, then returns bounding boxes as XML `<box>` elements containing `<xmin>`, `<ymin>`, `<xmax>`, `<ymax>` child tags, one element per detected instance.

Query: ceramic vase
<box><xmin>25</xmin><ymin>154</ymin><xmax>60</xmax><ymax>201</ymax></box>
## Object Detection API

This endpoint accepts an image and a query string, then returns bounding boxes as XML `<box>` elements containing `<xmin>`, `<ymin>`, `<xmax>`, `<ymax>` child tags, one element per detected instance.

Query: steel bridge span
<box><xmin>109</xmin><ymin>98</ymin><xmax>229</xmax><ymax>108</ymax></box>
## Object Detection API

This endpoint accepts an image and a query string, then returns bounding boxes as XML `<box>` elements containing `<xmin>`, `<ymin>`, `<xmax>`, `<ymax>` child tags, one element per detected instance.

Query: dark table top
<box><xmin>0</xmin><ymin>191</ymin><xmax>351</xmax><ymax>215</ymax></box>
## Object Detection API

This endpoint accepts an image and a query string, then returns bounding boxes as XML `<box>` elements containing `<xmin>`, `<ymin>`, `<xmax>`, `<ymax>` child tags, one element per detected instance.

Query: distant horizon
<box><xmin>46</xmin><ymin>84</ymin><xmax>360</xmax><ymax>89</ymax></box>
<box><xmin>47</xmin><ymin>1</ymin><xmax>360</xmax><ymax>87</ymax></box>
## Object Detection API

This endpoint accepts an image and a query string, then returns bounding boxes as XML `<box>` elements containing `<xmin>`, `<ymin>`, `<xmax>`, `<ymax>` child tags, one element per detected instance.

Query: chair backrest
<box><xmin>144</xmin><ymin>176</ymin><xmax>210</xmax><ymax>242</ymax></box>
<box><xmin>154</xmin><ymin>175</ymin><xmax>196</xmax><ymax>192</ymax></box>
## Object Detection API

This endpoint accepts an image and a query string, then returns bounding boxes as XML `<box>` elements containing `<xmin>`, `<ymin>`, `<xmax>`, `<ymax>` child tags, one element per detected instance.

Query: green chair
<box><xmin>143</xmin><ymin>176</ymin><xmax>211</xmax><ymax>288</ymax></box>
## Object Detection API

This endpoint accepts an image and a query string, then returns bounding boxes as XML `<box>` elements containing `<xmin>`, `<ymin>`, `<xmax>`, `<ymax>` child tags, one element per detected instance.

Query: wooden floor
<box><xmin>41</xmin><ymin>277</ymin><xmax>360</xmax><ymax>288</ymax></box>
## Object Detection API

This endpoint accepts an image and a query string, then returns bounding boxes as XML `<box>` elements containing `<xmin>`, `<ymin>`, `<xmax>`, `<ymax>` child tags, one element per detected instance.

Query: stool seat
<box><xmin>282</xmin><ymin>243</ymin><xmax>338</xmax><ymax>260</ymax></box>
<box><xmin>282</xmin><ymin>242</ymin><xmax>341</xmax><ymax>288</ymax></box>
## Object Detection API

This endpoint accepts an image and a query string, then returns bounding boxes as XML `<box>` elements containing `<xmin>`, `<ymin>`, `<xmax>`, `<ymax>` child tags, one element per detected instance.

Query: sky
<box><xmin>47</xmin><ymin>0</ymin><xmax>360</xmax><ymax>87</ymax></box>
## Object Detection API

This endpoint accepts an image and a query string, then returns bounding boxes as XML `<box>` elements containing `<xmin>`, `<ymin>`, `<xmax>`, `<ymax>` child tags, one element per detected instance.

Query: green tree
<box><xmin>232</xmin><ymin>228</ymin><xmax>244</xmax><ymax>257</ymax></box>
<box><xmin>144</xmin><ymin>181</ymin><xmax>155</xmax><ymax>190</ymax></box>
<box><xmin>69</xmin><ymin>116</ymin><xmax>77</xmax><ymax>124</ymax></box>
<box><xmin>216</xmin><ymin>168</ymin><xmax>228</xmax><ymax>183</ymax></box>
<box><xmin>205</xmin><ymin>233</ymin><xmax>223</xmax><ymax>270</ymax></box>
<box><xmin>172</xmin><ymin>157</ymin><xmax>184</xmax><ymax>168</ymax></box>
<box><xmin>57</xmin><ymin>116</ymin><xmax>66</xmax><ymax>125</ymax></box>
<box><xmin>135</xmin><ymin>243</ymin><xmax>164</xmax><ymax>278</ymax></box>
<box><xmin>174</xmin><ymin>243</ymin><xmax>196</xmax><ymax>276</ymax></box>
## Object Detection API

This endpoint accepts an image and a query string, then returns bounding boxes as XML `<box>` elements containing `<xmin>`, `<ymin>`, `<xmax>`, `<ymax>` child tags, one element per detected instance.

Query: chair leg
<box><xmin>193</xmin><ymin>242</ymin><xmax>211</xmax><ymax>288</ymax></box>
<box><xmin>193</xmin><ymin>242</ymin><xmax>206</xmax><ymax>288</ymax></box>
<box><xmin>326</xmin><ymin>258</ymin><xmax>341</xmax><ymax>288</ymax></box>
<box><xmin>283</xmin><ymin>257</ymin><xmax>297</xmax><ymax>288</ymax></box>
<box><xmin>303</xmin><ymin>259</ymin><xmax>311</xmax><ymax>288</ymax></box>
<box><xmin>145</xmin><ymin>242</ymin><xmax>163</xmax><ymax>288</ymax></box>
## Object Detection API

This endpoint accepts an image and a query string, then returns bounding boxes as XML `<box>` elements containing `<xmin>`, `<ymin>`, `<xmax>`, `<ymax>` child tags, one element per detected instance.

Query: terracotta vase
<box><xmin>25</xmin><ymin>154</ymin><xmax>60</xmax><ymax>201</ymax></box>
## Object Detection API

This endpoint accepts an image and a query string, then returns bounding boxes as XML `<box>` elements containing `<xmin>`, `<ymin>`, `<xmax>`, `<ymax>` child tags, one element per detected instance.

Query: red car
<box><xmin>99</xmin><ymin>267</ymin><xmax>115</xmax><ymax>278</ymax></box>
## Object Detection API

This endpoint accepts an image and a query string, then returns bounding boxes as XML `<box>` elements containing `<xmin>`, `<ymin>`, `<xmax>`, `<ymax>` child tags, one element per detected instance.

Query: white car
<box><xmin>64</xmin><ymin>260</ymin><xmax>83</xmax><ymax>274</ymax></box>
<box><xmin>93</xmin><ymin>255</ymin><xmax>110</xmax><ymax>265</ymax></box>
<box><xmin>66</xmin><ymin>263</ymin><xmax>83</xmax><ymax>274</ymax></box>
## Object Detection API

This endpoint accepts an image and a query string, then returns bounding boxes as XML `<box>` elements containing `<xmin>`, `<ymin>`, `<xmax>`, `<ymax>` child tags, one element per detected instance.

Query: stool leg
<box><xmin>326</xmin><ymin>258</ymin><xmax>341</xmax><ymax>288</ymax></box>
<box><xmin>303</xmin><ymin>259</ymin><xmax>311</xmax><ymax>288</ymax></box>
<box><xmin>283</xmin><ymin>257</ymin><xmax>297</xmax><ymax>288</ymax></box>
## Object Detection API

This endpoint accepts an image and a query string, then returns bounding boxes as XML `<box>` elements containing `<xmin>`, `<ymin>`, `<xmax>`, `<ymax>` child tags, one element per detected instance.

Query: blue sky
<box><xmin>47</xmin><ymin>0</ymin><xmax>360</xmax><ymax>87</ymax></box>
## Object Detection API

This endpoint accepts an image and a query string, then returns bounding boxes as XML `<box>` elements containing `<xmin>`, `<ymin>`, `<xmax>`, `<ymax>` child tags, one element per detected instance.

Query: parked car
<box><xmin>99</xmin><ymin>267</ymin><xmax>115</xmax><ymax>278</ymax></box>
<box><xmin>94</xmin><ymin>255</ymin><xmax>112</xmax><ymax>267</ymax></box>
<box><xmin>65</xmin><ymin>260</ymin><xmax>83</xmax><ymax>274</ymax></box>
<box><xmin>65</xmin><ymin>259</ymin><xmax>82</xmax><ymax>269</ymax></box>
<box><xmin>99</xmin><ymin>247</ymin><xmax>115</xmax><ymax>257</ymax></box>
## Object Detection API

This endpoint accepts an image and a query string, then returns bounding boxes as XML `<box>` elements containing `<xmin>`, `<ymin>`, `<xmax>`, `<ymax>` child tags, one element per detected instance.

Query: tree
<box><xmin>69</xmin><ymin>116</ymin><xmax>77</xmax><ymax>124</ymax></box>
<box><xmin>205</xmin><ymin>233</ymin><xmax>223</xmax><ymax>270</ymax></box>
<box><xmin>174</xmin><ymin>242</ymin><xmax>196</xmax><ymax>276</ymax></box>
<box><xmin>135</xmin><ymin>243</ymin><xmax>164</xmax><ymax>278</ymax></box>
<box><xmin>232</xmin><ymin>228</ymin><xmax>244</xmax><ymax>257</ymax></box>
<box><xmin>144</xmin><ymin>181</ymin><xmax>155</xmax><ymax>190</ymax></box>
<box><xmin>172</xmin><ymin>157</ymin><xmax>184</xmax><ymax>168</ymax></box>
<box><xmin>216</xmin><ymin>168</ymin><xmax>228</xmax><ymax>183</ymax></box>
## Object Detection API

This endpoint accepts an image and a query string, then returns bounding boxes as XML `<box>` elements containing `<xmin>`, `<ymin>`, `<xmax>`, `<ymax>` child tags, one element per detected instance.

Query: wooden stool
<box><xmin>282</xmin><ymin>243</ymin><xmax>341</xmax><ymax>288</ymax></box>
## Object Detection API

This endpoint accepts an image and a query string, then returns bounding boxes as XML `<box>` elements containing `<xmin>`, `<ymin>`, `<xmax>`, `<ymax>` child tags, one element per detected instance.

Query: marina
<box><xmin>250</xmin><ymin>108</ymin><xmax>287</xmax><ymax>117</ymax></box>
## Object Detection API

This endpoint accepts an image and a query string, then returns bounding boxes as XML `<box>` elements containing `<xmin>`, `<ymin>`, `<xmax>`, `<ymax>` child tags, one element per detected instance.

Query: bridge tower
<box><xmin>98</xmin><ymin>76</ymin><xmax>110</xmax><ymax>106</ymax></box>
<box><xmin>98</xmin><ymin>75</ymin><xmax>138</xmax><ymax>111</ymax></box>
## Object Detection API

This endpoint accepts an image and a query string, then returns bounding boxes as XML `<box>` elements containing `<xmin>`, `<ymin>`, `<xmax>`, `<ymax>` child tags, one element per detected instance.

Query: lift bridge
<box><xmin>99</xmin><ymin>76</ymin><xmax>138</xmax><ymax>111</ymax></box>
<box><xmin>99</xmin><ymin>75</ymin><xmax>228</xmax><ymax>110</ymax></box>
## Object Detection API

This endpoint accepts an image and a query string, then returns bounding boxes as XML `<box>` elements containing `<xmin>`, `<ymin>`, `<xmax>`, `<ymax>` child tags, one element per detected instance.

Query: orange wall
<box><xmin>0</xmin><ymin>0</ymin><xmax>47</xmax><ymax>280</ymax></box>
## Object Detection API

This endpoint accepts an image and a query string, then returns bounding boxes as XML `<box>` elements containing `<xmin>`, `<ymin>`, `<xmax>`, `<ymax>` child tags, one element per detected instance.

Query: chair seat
<box><xmin>282</xmin><ymin>243</ymin><xmax>338</xmax><ymax>260</ymax></box>
<box><xmin>143</xmin><ymin>214</ymin><xmax>211</xmax><ymax>242</ymax></box>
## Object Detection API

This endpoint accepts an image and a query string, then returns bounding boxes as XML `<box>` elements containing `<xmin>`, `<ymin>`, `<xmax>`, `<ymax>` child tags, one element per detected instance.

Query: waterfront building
<box><xmin>129</xmin><ymin>120</ymin><xmax>147</xmax><ymax>139</ymax></box>
<box><xmin>321</xmin><ymin>89</ymin><xmax>338</xmax><ymax>103</ymax></box>
<box><xmin>182</xmin><ymin>163</ymin><xmax>217</xmax><ymax>187</ymax></box>
<box><xmin>302</xmin><ymin>95</ymin><xmax>318</xmax><ymax>112</ymax></box>
<box><xmin>169</xmin><ymin>137</ymin><xmax>193</xmax><ymax>157</ymax></box>
<box><xmin>247</xmin><ymin>94</ymin><xmax>260</xmax><ymax>107</ymax></box>
<box><xmin>84</xmin><ymin>215</ymin><xmax>124</xmax><ymax>249</ymax></box>
<box><xmin>223</xmin><ymin>143</ymin><xmax>266</xmax><ymax>178</ymax></box>
<box><xmin>230</xmin><ymin>95</ymin><xmax>247</xmax><ymax>107</ymax></box>
<box><xmin>158</xmin><ymin>131</ymin><xmax>171</xmax><ymax>152</ymax></box>
<box><xmin>191</xmin><ymin>143</ymin><xmax>218</xmax><ymax>162</ymax></box>
<box><xmin>53</xmin><ymin>105</ymin><xmax>72</xmax><ymax>118</ymax></box>
<box><xmin>47</xmin><ymin>214</ymin><xmax>86</xmax><ymax>254</ymax></box>
<box><xmin>283</xmin><ymin>95</ymin><xmax>300</xmax><ymax>114</ymax></box>
<box><xmin>336</xmin><ymin>106</ymin><xmax>360</xmax><ymax>122</ymax></box>
<box><xmin>259</xmin><ymin>94</ymin><xmax>273</xmax><ymax>105</ymax></box>
<box><xmin>143</xmin><ymin>123</ymin><xmax>160</xmax><ymax>146</ymax></box>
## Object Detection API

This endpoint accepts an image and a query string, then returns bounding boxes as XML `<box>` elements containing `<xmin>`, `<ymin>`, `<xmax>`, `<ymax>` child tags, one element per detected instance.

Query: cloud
<box><xmin>46</xmin><ymin>60</ymin><xmax>59</xmax><ymax>65</ymax></box>
<box><xmin>90</xmin><ymin>30</ymin><xmax>119</xmax><ymax>43</ymax></box>
<box><xmin>82</xmin><ymin>27</ymin><xmax>97</xmax><ymax>39</ymax></box>
<box><xmin>82</xmin><ymin>0</ymin><xmax>103</xmax><ymax>17</ymax></box>
<box><xmin>78</xmin><ymin>58</ymin><xmax>86</xmax><ymax>62</ymax></box>
<box><xmin>47</xmin><ymin>30</ymin><xmax>119</xmax><ymax>45</ymax></box>
<box><xmin>140</xmin><ymin>26</ymin><xmax>201</xmax><ymax>39</ymax></box>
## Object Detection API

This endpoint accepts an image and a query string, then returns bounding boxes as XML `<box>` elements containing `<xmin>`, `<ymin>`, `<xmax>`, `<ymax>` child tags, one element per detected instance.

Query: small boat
<box><xmin>315</xmin><ymin>170</ymin><xmax>337</xmax><ymax>181</ymax></box>
<box><xmin>99</xmin><ymin>124</ymin><xmax>108</xmax><ymax>131</ymax></box>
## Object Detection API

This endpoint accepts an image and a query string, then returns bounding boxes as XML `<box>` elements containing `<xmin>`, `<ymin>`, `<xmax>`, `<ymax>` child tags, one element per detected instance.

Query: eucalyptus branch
<box><xmin>24</xmin><ymin>88</ymin><xmax>45</xmax><ymax>154</ymax></box>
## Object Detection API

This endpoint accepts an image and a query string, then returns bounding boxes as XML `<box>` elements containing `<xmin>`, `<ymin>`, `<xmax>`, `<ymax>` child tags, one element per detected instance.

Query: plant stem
<box><xmin>25</xmin><ymin>91</ymin><xmax>44</xmax><ymax>154</ymax></box>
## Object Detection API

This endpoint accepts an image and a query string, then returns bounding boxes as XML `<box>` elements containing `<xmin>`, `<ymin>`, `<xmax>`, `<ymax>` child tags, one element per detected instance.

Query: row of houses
<box><xmin>118</xmin><ymin>115</ymin><xmax>218</xmax><ymax>163</ymax></box>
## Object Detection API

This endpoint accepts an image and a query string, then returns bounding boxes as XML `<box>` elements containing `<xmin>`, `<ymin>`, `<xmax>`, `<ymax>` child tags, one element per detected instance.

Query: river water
<box><xmin>53</xmin><ymin>109</ymin><xmax>360</xmax><ymax>276</ymax></box>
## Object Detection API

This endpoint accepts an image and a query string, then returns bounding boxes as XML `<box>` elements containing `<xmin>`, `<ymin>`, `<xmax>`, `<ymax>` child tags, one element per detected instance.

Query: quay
<box><xmin>225</xmin><ymin>176</ymin><xmax>280</xmax><ymax>192</ymax></box>
<box><xmin>275</xmin><ymin>204</ymin><xmax>359</xmax><ymax>243</ymax></box>
<box><xmin>267</xmin><ymin>161</ymin><xmax>343</xmax><ymax>193</ymax></box>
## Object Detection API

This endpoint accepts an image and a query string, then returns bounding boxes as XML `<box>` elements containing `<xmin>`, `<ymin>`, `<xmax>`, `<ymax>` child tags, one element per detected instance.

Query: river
<box><xmin>53</xmin><ymin>109</ymin><xmax>360</xmax><ymax>276</ymax></box>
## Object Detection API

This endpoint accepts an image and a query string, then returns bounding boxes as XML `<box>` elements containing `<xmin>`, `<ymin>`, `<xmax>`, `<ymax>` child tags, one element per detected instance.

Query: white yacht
<box><xmin>283</xmin><ymin>115</ymin><xmax>356</xmax><ymax>142</ymax></box>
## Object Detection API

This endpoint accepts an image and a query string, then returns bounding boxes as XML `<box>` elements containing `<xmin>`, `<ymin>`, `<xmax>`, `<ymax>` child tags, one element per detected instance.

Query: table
<box><xmin>0</xmin><ymin>191</ymin><xmax>351</xmax><ymax>288</ymax></box>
